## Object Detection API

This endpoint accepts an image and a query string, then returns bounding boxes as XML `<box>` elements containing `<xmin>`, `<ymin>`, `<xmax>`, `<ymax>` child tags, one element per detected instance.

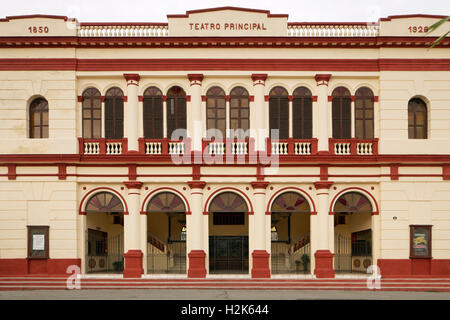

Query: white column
<box><xmin>226</xmin><ymin>97</ymin><xmax>230</xmax><ymax>138</ymax></box>
<box><xmin>187</xmin><ymin>181</ymin><xmax>207</xmax><ymax>278</ymax></box>
<box><xmin>123</xmin><ymin>181</ymin><xmax>144</xmax><ymax>278</ymax></box>
<box><xmin>313</xmin><ymin>181</ymin><xmax>335</xmax><ymax>278</ymax></box>
<box><xmin>124</xmin><ymin>74</ymin><xmax>140</xmax><ymax>152</ymax></box>
<box><xmin>251</xmin><ymin>181</ymin><xmax>270</xmax><ymax>278</ymax></box>
<box><xmin>251</xmin><ymin>74</ymin><xmax>268</xmax><ymax>152</ymax></box>
<box><xmin>163</xmin><ymin>98</ymin><xmax>168</xmax><ymax>138</ymax></box>
<box><xmin>101</xmin><ymin>97</ymin><xmax>105</xmax><ymax>138</ymax></box>
<box><xmin>187</xmin><ymin>74</ymin><xmax>204</xmax><ymax>152</ymax></box>
<box><xmin>314</xmin><ymin>74</ymin><xmax>332</xmax><ymax>153</ymax></box>
<box><xmin>351</xmin><ymin>97</ymin><xmax>355</xmax><ymax>138</ymax></box>
<box><xmin>288</xmin><ymin>97</ymin><xmax>293</xmax><ymax>138</ymax></box>
<box><xmin>79</xmin><ymin>213</ymin><xmax>87</xmax><ymax>274</ymax></box>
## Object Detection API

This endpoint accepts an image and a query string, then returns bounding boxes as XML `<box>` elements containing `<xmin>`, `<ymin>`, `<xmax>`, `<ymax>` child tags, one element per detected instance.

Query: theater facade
<box><xmin>0</xmin><ymin>7</ymin><xmax>449</xmax><ymax>278</ymax></box>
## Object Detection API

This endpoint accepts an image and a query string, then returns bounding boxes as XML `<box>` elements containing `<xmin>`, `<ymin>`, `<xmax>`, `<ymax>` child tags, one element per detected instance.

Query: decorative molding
<box><xmin>123</xmin><ymin>181</ymin><xmax>143</xmax><ymax>189</ymax></box>
<box><xmin>123</xmin><ymin>73</ymin><xmax>140</xmax><ymax>86</ymax></box>
<box><xmin>188</xmin><ymin>180</ymin><xmax>206</xmax><ymax>189</ymax></box>
<box><xmin>315</xmin><ymin>73</ymin><xmax>332</xmax><ymax>86</ymax></box>
<box><xmin>251</xmin><ymin>181</ymin><xmax>269</xmax><ymax>189</ymax></box>
<box><xmin>251</xmin><ymin>73</ymin><xmax>268</xmax><ymax>86</ymax></box>
<box><xmin>188</xmin><ymin>73</ymin><xmax>204</xmax><ymax>86</ymax></box>
<box><xmin>314</xmin><ymin>181</ymin><xmax>334</xmax><ymax>190</ymax></box>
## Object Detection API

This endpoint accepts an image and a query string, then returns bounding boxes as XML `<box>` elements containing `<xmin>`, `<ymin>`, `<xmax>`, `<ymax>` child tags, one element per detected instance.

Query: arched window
<box><xmin>355</xmin><ymin>87</ymin><xmax>374</xmax><ymax>140</ymax></box>
<box><xmin>269</xmin><ymin>86</ymin><xmax>289</xmax><ymax>139</ymax></box>
<box><xmin>229</xmin><ymin>86</ymin><xmax>250</xmax><ymax>138</ymax></box>
<box><xmin>29</xmin><ymin>98</ymin><xmax>49</xmax><ymax>138</ymax></box>
<box><xmin>271</xmin><ymin>192</ymin><xmax>310</xmax><ymax>213</ymax></box>
<box><xmin>143</xmin><ymin>87</ymin><xmax>163</xmax><ymax>139</ymax></box>
<box><xmin>292</xmin><ymin>87</ymin><xmax>313</xmax><ymax>139</ymax></box>
<box><xmin>206</xmin><ymin>86</ymin><xmax>226</xmax><ymax>139</ymax></box>
<box><xmin>166</xmin><ymin>86</ymin><xmax>187</xmax><ymax>140</ymax></box>
<box><xmin>82</xmin><ymin>88</ymin><xmax>101</xmax><ymax>139</ymax></box>
<box><xmin>85</xmin><ymin>191</ymin><xmax>124</xmax><ymax>213</ymax></box>
<box><xmin>146</xmin><ymin>192</ymin><xmax>186</xmax><ymax>213</ymax></box>
<box><xmin>408</xmin><ymin>98</ymin><xmax>427</xmax><ymax>139</ymax></box>
<box><xmin>209</xmin><ymin>192</ymin><xmax>248</xmax><ymax>225</ymax></box>
<box><xmin>105</xmin><ymin>87</ymin><xmax>124</xmax><ymax>139</ymax></box>
<box><xmin>332</xmin><ymin>87</ymin><xmax>351</xmax><ymax>139</ymax></box>
<box><xmin>333</xmin><ymin>192</ymin><xmax>372</xmax><ymax>214</ymax></box>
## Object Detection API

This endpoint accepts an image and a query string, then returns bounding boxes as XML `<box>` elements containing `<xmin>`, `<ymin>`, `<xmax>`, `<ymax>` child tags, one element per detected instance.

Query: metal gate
<box><xmin>209</xmin><ymin>236</ymin><xmax>248</xmax><ymax>274</ymax></box>
<box><xmin>271</xmin><ymin>234</ymin><xmax>311</xmax><ymax>274</ymax></box>
<box><xmin>147</xmin><ymin>238</ymin><xmax>186</xmax><ymax>274</ymax></box>
<box><xmin>86</xmin><ymin>230</ymin><xmax>124</xmax><ymax>273</ymax></box>
<box><xmin>334</xmin><ymin>233</ymin><xmax>372</xmax><ymax>273</ymax></box>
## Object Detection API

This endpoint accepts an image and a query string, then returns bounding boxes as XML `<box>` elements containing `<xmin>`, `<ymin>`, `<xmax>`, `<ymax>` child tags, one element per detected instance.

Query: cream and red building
<box><xmin>0</xmin><ymin>7</ymin><xmax>449</xmax><ymax>279</ymax></box>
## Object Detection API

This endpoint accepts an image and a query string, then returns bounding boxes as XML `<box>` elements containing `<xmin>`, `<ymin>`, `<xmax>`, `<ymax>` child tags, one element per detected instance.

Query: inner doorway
<box><xmin>146</xmin><ymin>192</ymin><xmax>187</xmax><ymax>274</ymax></box>
<box><xmin>208</xmin><ymin>192</ymin><xmax>249</xmax><ymax>274</ymax></box>
<box><xmin>270</xmin><ymin>192</ymin><xmax>311</xmax><ymax>274</ymax></box>
<box><xmin>333</xmin><ymin>191</ymin><xmax>373</xmax><ymax>273</ymax></box>
<box><xmin>85</xmin><ymin>191</ymin><xmax>125</xmax><ymax>273</ymax></box>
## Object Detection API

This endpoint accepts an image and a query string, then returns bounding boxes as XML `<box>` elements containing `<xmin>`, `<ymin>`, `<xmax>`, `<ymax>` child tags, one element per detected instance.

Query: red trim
<box><xmin>140</xmin><ymin>187</ymin><xmax>191</xmax><ymax>214</ymax></box>
<box><xmin>378</xmin><ymin>259</ymin><xmax>450</xmax><ymax>278</ymax></box>
<box><xmin>2</xmin><ymin>58</ymin><xmax>450</xmax><ymax>71</ymax></box>
<box><xmin>391</xmin><ymin>164</ymin><xmax>399</xmax><ymax>180</ymax></box>
<box><xmin>251</xmin><ymin>181</ymin><xmax>269</xmax><ymax>189</ymax></box>
<box><xmin>312</xmin><ymin>95</ymin><xmax>318</xmax><ymax>102</ymax></box>
<box><xmin>251</xmin><ymin>250</ymin><xmax>270</xmax><ymax>278</ymax></box>
<box><xmin>187</xmin><ymin>250</ymin><xmax>206</xmax><ymax>278</ymax></box>
<box><xmin>320</xmin><ymin>165</ymin><xmax>328</xmax><ymax>181</ymax></box>
<box><xmin>266</xmin><ymin>186</ymin><xmax>317</xmax><ymax>214</ymax></box>
<box><xmin>201</xmin><ymin>95</ymin><xmax>206</xmax><ymax>102</ymax></box>
<box><xmin>315</xmin><ymin>73</ymin><xmax>332</xmax><ymax>85</ymax></box>
<box><xmin>374</xmin><ymin>96</ymin><xmax>379</xmax><ymax>102</ymax></box>
<box><xmin>78</xmin><ymin>187</ymin><xmax>128</xmax><ymax>215</ymax></box>
<box><xmin>249</xmin><ymin>95</ymin><xmax>254</xmax><ymax>102</ymax></box>
<box><xmin>328</xmin><ymin>96</ymin><xmax>333</xmax><ymax>102</ymax></box>
<box><xmin>0</xmin><ymin>258</ymin><xmax>81</xmax><ymax>276</ymax></box>
<box><xmin>123</xmin><ymin>250</ymin><xmax>143</xmax><ymax>278</ymax></box>
<box><xmin>57</xmin><ymin>164</ymin><xmax>67</xmax><ymax>180</ymax></box>
<box><xmin>192</xmin><ymin>165</ymin><xmax>201</xmax><ymax>180</ymax></box>
<box><xmin>187</xmin><ymin>73</ymin><xmax>204</xmax><ymax>83</ymax></box>
<box><xmin>185</xmin><ymin>95</ymin><xmax>191</xmax><ymax>102</ymax></box>
<box><xmin>138</xmin><ymin>95</ymin><xmax>143</xmax><ymax>102</ymax></box>
<box><xmin>122</xmin><ymin>96</ymin><xmax>128</xmax><ymax>102</ymax></box>
<box><xmin>329</xmin><ymin>186</ymin><xmax>380</xmax><ymax>215</ymax></box>
<box><xmin>188</xmin><ymin>181</ymin><xmax>206</xmax><ymax>189</ymax></box>
<box><xmin>7</xmin><ymin>164</ymin><xmax>16</xmax><ymax>180</ymax></box>
<box><xmin>0</xmin><ymin>14</ymin><xmax>72</xmax><ymax>22</ymax></box>
<box><xmin>379</xmin><ymin>14</ymin><xmax>448</xmax><ymax>21</ymax></box>
<box><xmin>314</xmin><ymin>181</ymin><xmax>333</xmax><ymax>190</ymax></box>
<box><xmin>124</xmin><ymin>181</ymin><xmax>143</xmax><ymax>190</ymax></box>
<box><xmin>314</xmin><ymin>250</ymin><xmax>335</xmax><ymax>278</ymax></box>
<box><xmin>443</xmin><ymin>165</ymin><xmax>450</xmax><ymax>180</ymax></box>
<box><xmin>77</xmin><ymin>96</ymin><xmax>83</xmax><ymax>102</ymax></box>
<box><xmin>128</xmin><ymin>164</ymin><xmax>137</xmax><ymax>180</ymax></box>
<box><xmin>203</xmin><ymin>187</ymin><xmax>253</xmax><ymax>214</ymax></box>
<box><xmin>123</xmin><ymin>73</ymin><xmax>140</xmax><ymax>83</ymax></box>
<box><xmin>167</xmin><ymin>6</ymin><xmax>288</xmax><ymax>19</ymax></box>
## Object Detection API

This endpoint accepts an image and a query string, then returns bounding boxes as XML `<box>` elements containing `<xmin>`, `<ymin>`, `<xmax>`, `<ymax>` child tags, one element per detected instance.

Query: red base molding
<box><xmin>251</xmin><ymin>250</ymin><xmax>270</xmax><ymax>278</ymax></box>
<box><xmin>378</xmin><ymin>259</ymin><xmax>450</xmax><ymax>278</ymax></box>
<box><xmin>123</xmin><ymin>250</ymin><xmax>144</xmax><ymax>278</ymax></box>
<box><xmin>188</xmin><ymin>250</ymin><xmax>207</xmax><ymax>278</ymax></box>
<box><xmin>314</xmin><ymin>250</ymin><xmax>335</xmax><ymax>278</ymax></box>
<box><xmin>0</xmin><ymin>258</ymin><xmax>81</xmax><ymax>276</ymax></box>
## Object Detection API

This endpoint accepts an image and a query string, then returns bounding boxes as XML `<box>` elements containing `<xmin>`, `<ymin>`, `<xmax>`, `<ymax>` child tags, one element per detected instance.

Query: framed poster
<box><xmin>27</xmin><ymin>226</ymin><xmax>49</xmax><ymax>259</ymax></box>
<box><xmin>410</xmin><ymin>225</ymin><xmax>432</xmax><ymax>259</ymax></box>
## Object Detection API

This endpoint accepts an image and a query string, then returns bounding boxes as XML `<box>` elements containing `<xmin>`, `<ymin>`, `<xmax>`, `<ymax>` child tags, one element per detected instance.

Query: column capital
<box><xmin>251</xmin><ymin>73</ymin><xmax>268</xmax><ymax>86</ymax></box>
<box><xmin>314</xmin><ymin>181</ymin><xmax>334</xmax><ymax>190</ymax></box>
<box><xmin>123</xmin><ymin>73</ymin><xmax>140</xmax><ymax>86</ymax></box>
<box><xmin>251</xmin><ymin>181</ymin><xmax>269</xmax><ymax>190</ymax></box>
<box><xmin>314</xmin><ymin>74</ymin><xmax>332</xmax><ymax>86</ymax></box>
<box><xmin>123</xmin><ymin>181</ymin><xmax>143</xmax><ymax>190</ymax></box>
<box><xmin>188</xmin><ymin>181</ymin><xmax>206</xmax><ymax>189</ymax></box>
<box><xmin>188</xmin><ymin>73</ymin><xmax>204</xmax><ymax>86</ymax></box>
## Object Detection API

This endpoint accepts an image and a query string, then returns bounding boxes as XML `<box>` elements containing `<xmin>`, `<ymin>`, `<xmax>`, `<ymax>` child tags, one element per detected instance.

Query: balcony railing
<box><xmin>267</xmin><ymin>138</ymin><xmax>318</xmax><ymax>156</ymax></box>
<box><xmin>79</xmin><ymin>138</ymin><xmax>127</xmax><ymax>155</ymax></box>
<box><xmin>202</xmin><ymin>138</ymin><xmax>254</xmax><ymax>156</ymax></box>
<box><xmin>329</xmin><ymin>138</ymin><xmax>379</xmax><ymax>156</ymax></box>
<box><xmin>139</xmin><ymin>138</ymin><xmax>188</xmax><ymax>155</ymax></box>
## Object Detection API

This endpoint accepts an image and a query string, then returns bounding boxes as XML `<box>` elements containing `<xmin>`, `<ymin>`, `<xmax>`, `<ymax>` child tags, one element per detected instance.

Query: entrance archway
<box><xmin>333</xmin><ymin>191</ymin><xmax>373</xmax><ymax>273</ymax></box>
<box><xmin>208</xmin><ymin>192</ymin><xmax>249</xmax><ymax>274</ymax></box>
<box><xmin>85</xmin><ymin>191</ymin><xmax>125</xmax><ymax>273</ymax></box>
<box><xmin>270</xmin><ymin>192</ymin><xmax>311</xmax><ymax>274</ymax></box>
<box><xmin>146</xmin><ymin>191</ymin><xmax>187</xmax><ymax>274</ymax></box>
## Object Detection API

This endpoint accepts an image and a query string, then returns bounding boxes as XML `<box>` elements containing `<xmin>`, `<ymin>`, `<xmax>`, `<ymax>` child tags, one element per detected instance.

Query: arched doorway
<box><xmin>85</xmin><ymin>191</ymin><xmax>125</xmax><ymax>273</ymax></box>
<box><xmin>270</xmin><ymin>192</ymin><xmax>311</xmax><ymax>274</ymax></box>
<box><xmin>208</xmin><ymin>192</ymin><xmax>249</xmax><ymax>274</ymax></box>
<box><xmin>333</xmin><ymin>191</ymin><xmax>373</xmax><ymax>273</ymax></box>
<box><xmin>146</xmin><ymin>192</ymin><xmax>187</xmax><ymax>274</ymax></box>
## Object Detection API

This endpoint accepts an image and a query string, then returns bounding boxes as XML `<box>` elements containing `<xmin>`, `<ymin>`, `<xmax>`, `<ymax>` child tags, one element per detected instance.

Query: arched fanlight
<box><xmin>85</xmin><ymin>192</ymin><xmax>124</xmax><ymax>213</ymax></box>
<box><xmin>333</xmin><ymin>192</ymin><xmax>372</xmax><ymax>214</ymax></box>
<box><xmin>271</xmin><ymin>192</ymin><xmax>310</xmax><ymax>213</ymax></box>
<box><xmin>209</xmin><ymin>192</ymin><xmax>248</xmax><ymax>212</ymax></box>
<box><xmin>147</xmin><ymin>192</ymin><xmax>186</xmax><ymax>213</ymax></box>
